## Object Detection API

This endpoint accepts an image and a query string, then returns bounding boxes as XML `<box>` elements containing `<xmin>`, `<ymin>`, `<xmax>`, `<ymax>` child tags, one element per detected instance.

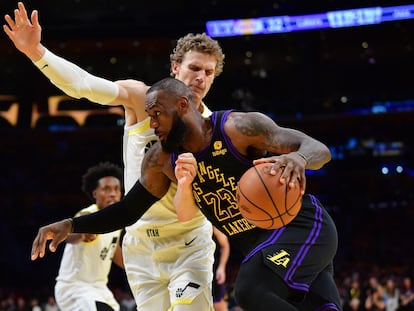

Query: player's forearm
<box><xmin>296</xmin><ymin>138</ymin><xmax>331</xmax><ymax>170</ymax></box>
<box><xmin>33</xmin><ymin>48</ymin><xmax>119</xmax><ymax>104</ymax></box>
<box><xmin>72</xmin><ymin>181</ymin><xmax>158</xmax><ymax>233</ymax></box>
<box><xmin>174</xmin><ymin>183</ymin><xmax>199</xmax><ymax>222</ymax></box>
<box><xmin>65</xmin><ymin>233</ymin><xmax>84</xmax><ymax>244</ymax></box>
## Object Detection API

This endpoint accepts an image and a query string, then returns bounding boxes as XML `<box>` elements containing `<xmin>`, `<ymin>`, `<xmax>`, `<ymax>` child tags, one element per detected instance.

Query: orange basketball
<box><xmin>236</xmin><ymin>163</ymin><xmax>303</xmax><ymax>229</ymax></box>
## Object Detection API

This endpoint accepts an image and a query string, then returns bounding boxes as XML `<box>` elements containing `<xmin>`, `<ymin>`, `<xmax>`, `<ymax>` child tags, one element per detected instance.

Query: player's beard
<box><xmin>161</xmin><ymin>113</ymin><xmax>187</xmax><ymax>153</ymax></box>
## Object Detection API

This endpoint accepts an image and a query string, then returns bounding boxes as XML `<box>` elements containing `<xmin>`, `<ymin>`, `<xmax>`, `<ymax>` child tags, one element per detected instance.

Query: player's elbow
<box><xmin>308</xmin><ymin>144</ymin><xmax>332</xmax><ymax>170</ymax></box>
<box><xmin>320</xmin><ymin>145</ymin><xmax>332</xmax><ymax>166</ymax></box>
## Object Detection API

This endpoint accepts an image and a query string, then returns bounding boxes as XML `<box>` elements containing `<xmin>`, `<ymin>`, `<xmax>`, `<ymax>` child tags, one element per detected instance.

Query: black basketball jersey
<box><xmin>172</xmin><ymin>110</ymin><xmax>273</xmax><ymax>254</ymax></box>
<box><xmin>173</xmin><ymin>110</ymin><xmax>341</xmax><ymax>307</ymax></box>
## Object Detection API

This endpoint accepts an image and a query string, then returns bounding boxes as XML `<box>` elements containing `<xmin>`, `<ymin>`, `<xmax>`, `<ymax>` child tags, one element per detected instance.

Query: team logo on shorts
<box><xmin>100</xmin><ymin>237</ymin><xmax>118</xmax><ymax>260</ymax></box>
<box><xmin>266</xmin><ymin>249</ymin><xmax>290</xmax><ymax>268</ymax></box>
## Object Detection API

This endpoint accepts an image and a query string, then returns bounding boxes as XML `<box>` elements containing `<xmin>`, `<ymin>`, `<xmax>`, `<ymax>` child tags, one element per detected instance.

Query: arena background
<box><xmin>1</xmin><ymin>0</ymin><xmax>413</xmax><ymax>301</ymax></box>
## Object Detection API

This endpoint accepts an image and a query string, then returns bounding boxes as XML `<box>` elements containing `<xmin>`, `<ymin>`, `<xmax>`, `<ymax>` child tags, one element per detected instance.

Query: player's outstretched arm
<box><xmin>4</xmin><ymin>2</ymin><xmax>150</xmax><ymax>124</ymax></box>
<box><xmin>31</xmin><ymin>218</ymin><xmax>73</xmax><ymax>260</ymax></box>
<box><xmin>3</xmin><ymin>2</ymin><xmax>121</xmax><ymax>105</ymax></box>
<box><xmin>31</xmin><ymin>175</ymin><xmax>162</xmax><ymax>260</ymax></box>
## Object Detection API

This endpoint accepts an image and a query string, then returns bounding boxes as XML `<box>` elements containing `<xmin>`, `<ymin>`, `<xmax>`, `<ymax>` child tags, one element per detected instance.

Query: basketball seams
<box><xmin>285</xmin><ymin>191</ymin><xmax>302</xmax><ymax>216</ymax></box>
<box><xmin>253</xmin><ymin>165</ymin><xmax>283</xmax><ymax>219</ymax></box>
<box><xmin>237</xmin><ymin>184</ymin><xmax>275</xmax><ymax>223</ymax></box>
<box><xmin>236</xmin><ymin>163</ymin><xmax>303</xmax><ymax>229</ymax></box>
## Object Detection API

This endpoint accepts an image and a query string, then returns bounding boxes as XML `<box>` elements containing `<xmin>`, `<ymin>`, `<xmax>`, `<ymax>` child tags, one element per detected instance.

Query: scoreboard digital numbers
<box><xmin>206</xmin><ymin>5</ymin><xmax>414</xmax><ymax>37</ymax></box>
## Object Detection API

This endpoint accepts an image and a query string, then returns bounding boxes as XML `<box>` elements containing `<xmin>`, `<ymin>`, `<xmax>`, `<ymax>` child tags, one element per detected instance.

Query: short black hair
<box><xmin>147</xmin><ymin>77</ymin><xmax>195</xmax><ymax>104</ymax></box>
<box><xmin>81</xmin><ymin>162</ymin><xmax>123</xmax><ymax>201</ymax></box>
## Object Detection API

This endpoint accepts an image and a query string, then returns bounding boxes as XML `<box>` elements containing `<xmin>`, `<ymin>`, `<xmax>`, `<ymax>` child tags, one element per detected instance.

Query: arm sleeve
<box><xmin>72</xmin><ymin>180</ymin><xmax>158</xmax><ymax>233</ymax></box>
<box><xmin>33</xmin><ymin>48</ymin><xmax>119</xmax><ymax>104</ymax></box>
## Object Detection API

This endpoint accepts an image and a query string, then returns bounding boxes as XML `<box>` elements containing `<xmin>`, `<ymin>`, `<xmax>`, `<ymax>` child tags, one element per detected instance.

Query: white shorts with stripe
<box><xmin>55</xmin><ymin>281</ymin><xmax>120</xmax><ymax>311</ymax></box>
<box><xmin>123</xmin><ymin>218</ymin><xmax>214</xmax><ymax>310</ymax></box>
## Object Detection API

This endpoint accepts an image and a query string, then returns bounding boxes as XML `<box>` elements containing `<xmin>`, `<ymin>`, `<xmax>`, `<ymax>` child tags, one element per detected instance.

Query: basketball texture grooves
<box><xmin>236</xmin><ymin>163</ymin><xmax>302</xmax><ymax>229</ymax></box>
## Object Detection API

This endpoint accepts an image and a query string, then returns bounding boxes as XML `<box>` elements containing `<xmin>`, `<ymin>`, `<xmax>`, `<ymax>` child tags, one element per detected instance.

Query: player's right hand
<box><xmin>31</xmin><ymin>219</ymin><xmax>72</xmax><ymax>260</ymax></box>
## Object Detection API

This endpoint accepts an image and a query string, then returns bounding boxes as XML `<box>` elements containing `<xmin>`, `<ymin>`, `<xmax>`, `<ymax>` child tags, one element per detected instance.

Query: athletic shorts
<box><xmin>55</xmin><ymin>281</ymin><xmax>119</xmax><ymax>311</ymax></box>
<box><xmin>244</xmin><ymin>194</ymin><xmax>338</xmax><ymax>293</ymax></box>
<box><xmin>122</xmin><ymin>220</ymin><xmax>215</xmax><ymax>310</ymax></box>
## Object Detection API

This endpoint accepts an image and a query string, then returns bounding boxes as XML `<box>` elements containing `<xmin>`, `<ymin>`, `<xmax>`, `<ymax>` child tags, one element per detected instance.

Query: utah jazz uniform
<box><xmin>55</xmin><ymin>204</ymin><xmax>122</xmax><ymax>311</ymax></box>
<box><xmin>171</xmin><ymin>110</ymin><xmax>341</xmax><ymax>310</ymax></box>
<box><xmin>121</xmin><ymin>104</ymin><xmax>215</xmax><ymax>310</ymax></box>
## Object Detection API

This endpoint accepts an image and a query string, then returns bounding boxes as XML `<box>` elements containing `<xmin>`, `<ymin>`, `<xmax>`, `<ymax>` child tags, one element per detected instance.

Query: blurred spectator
<box><xmin>399</xmin><ymin>277</ymin><xmax>414</xmax><ymax>311</ymax></box>
<box><xmin>43</xmin><ymin>296</ymin><xmax>59</xmax><ymax>311</ymax></box>
<box><xmin>0</xmin><ymin>294</ymin><xmax>16</xmax><ymax>311</ymax></box>
<box><xmin>384</xmin><ymin>277</ymin><xmax>400</xmax><ymax>311</ymax></box>
<box><xmin>29</xmin><ymin>298</ymin><xmax>41</xmax><ymax>311</ymax></box>
<box><xmin>343</xmin><ymin>277</ymin><xmax>363</xmax><ymax>311</ymax></box>
<box><xmin>16</xmin><ymin>296</ymin><xmax>28</xmax><ymax>311</ymax></box>
<box><xmin>365</xmin><ymin>276</ymin><xmax>386</xmax><ymax>311</ymax></box>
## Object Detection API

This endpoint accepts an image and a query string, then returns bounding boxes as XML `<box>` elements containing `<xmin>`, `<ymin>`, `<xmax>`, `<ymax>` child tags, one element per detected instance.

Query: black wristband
<box><xmin>67</xmin><ymin>217</ymin><xmax>74</xmax><ymax>233</ymax></box>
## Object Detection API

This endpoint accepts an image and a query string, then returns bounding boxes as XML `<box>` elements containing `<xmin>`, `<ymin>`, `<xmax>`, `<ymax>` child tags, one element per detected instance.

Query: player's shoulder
<box><xmin>226</xmin><ymin>110</ymin><xmax>273</xmax><ymax>129</ymax></box>
<box><xmin>115</xmin><ymin>79</ymin><xmax>150</xmax><ymax>119</ymax></box>
<box><xmin>115</xmin><ymin>79</ymin><xmax>150</xmax><ymax>94</ymax></box>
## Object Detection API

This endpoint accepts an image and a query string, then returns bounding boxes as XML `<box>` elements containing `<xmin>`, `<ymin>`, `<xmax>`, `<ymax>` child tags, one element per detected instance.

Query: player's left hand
<box><xmin>215</xmin><ymin>266</ymin><xmax>226</xmax><ymax>285</ymax></box>
<box><xmin>175</xmin><ymin>153</ymin><xmax>197</xmax><ymax>186</ymax></box>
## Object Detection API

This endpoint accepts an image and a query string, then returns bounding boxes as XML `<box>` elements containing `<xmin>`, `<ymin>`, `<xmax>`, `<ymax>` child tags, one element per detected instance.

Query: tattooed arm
<box><xmin>224</xmin><ymin>111</ymin><xmax>331</xmax><ymax>194</ymax></box>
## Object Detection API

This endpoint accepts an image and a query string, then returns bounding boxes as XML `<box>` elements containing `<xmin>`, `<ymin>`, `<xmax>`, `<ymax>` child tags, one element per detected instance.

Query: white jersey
<box><xmin>123</xmin><ymin>104</ymin><xmax>213</xmax><ymax>234</ymax></box>
<box><xmin>55</xmin><ymin>204</ymin><xmax>122</xmax><ymax>311</ymax></box>
<box><xmin>123</xmin><ymin>103</ymin><xmax>212</xmax><ymax>192</ymax></box>
<box><xmin>122</xmin><ymin>103</ymin><xmax>215</xmax><ymax>310</ymax></box>
<box><xmin>122</xmin><ymin>117</ymin><xmax>156</xmax><ymax>193</ymax></box>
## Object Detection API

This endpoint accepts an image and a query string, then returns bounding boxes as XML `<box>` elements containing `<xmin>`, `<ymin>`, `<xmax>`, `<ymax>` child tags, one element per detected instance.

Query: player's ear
<box><xmin>171</xmin><ymin>61</ymin><xmax>179</xmax><ymax>76</ymax></box>
<box><xmin>177</xmin><ymin>96</ymin><xmax>190</xmax><ymax>113</ymax></box>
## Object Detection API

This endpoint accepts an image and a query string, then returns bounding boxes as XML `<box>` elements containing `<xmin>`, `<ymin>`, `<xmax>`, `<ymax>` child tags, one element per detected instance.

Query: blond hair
<box><xmin>170</xmin><ymin>33</ymin><xmax>225</xmax><ymax>77</ymax></box>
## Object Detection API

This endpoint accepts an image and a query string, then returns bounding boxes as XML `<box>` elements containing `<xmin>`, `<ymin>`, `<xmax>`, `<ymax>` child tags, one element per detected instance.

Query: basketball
<box><xmin>236</xmin><ymin>163</ymin><xmax>303</xmax><ymax>229</ymax></box>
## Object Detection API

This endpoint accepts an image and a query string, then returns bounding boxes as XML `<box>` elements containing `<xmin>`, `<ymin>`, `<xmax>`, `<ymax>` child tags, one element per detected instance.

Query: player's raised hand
<box><xmin>175</xmin><ymin>152</ymin><xmax>197</xmax><ymax>186</ymax></box>
<box><xmin>3</xmin><ymin>2</ymin><xmax>45</xmax><ymax>61</ymax></box>
<box><xmin>31</xmin><ymin>218</ymin><xmax>72</xmax><ymax>260</ymax></box>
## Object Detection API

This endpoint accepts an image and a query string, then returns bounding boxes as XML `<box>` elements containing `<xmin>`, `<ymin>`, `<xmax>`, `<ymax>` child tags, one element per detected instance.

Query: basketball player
<box><xmin>31</xmin><ymin>78</ymin><xmax>342</xmax><ymax>310</ymax></box>
<box><xmin>55</xmin><ymin>162</ymin><xmax>124</xmax><ymax>311</ymax></box>
<box><xmin>4</xmin><ymin>2</ymin><xmax>222</xmax><ymax>310</ymax></box>
<box><xmin>212</xmin><ymin>227</ymin><xmax>230</xmax><ymax>311</ymax></box>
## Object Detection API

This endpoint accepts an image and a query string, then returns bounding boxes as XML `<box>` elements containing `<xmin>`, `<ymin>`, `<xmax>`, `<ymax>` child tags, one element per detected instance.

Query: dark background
<box><xmin>1</xmin><ymin>0</ymin><xmax>413</xmax><ymax>297</ymax></box>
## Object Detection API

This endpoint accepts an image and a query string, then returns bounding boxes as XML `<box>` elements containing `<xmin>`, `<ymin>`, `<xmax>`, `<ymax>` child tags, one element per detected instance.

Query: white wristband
<box><xmin>33</xmin><ymin>48</ymin><xmax>119</xmax><ymax>104</ymax></box>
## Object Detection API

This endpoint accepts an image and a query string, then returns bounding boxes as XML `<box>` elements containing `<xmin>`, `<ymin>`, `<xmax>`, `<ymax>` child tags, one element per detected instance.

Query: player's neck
<box><xmin>197</xmin><ymin>101</ymin><xmax>204</xmax><ymax>114</ymax></box>
<box><xmin>182</xmin><ymin>118</ymin><xmax>212</xmax><ymax>153</ymax></box>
